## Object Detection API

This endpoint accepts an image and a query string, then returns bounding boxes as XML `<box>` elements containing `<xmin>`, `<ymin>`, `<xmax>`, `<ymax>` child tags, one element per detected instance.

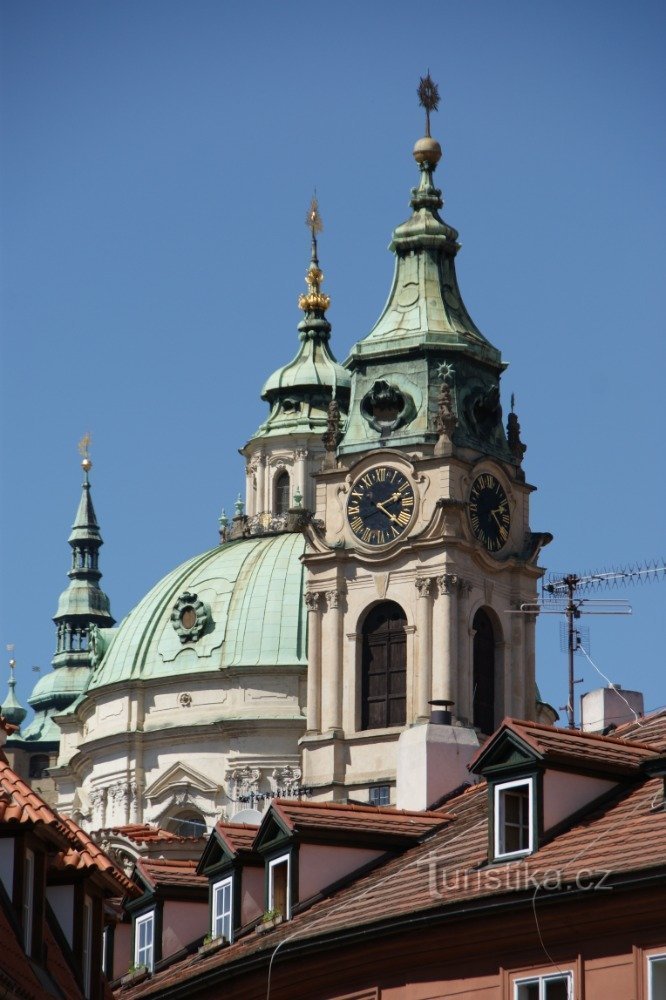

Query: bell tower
<box><xmin>301</xmin><ymin>77</ymin><xmax>552</xmax><ymax>802</ymax></box>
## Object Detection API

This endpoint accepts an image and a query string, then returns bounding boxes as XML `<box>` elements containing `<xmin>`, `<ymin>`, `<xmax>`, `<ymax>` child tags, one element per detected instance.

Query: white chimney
<box><xmin>396</xmin><ymin>703</ymin><xmax>479</xmax><ymax>811</ymax></box>
<box><xmin>580</xmin><ymin>685</ymin><xmax>644</xmax><ymax>733</ymax></box>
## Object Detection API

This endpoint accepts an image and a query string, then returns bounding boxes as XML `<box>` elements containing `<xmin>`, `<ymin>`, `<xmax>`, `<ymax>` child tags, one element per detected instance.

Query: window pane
<box><xmin>650</xmin><ymin>957</ymin><xmax>666</xmax><ymax>999</ymax></box>
<box><xmin>516</xmin><ymin>985</ymin><xmax>539</xmax><ymax>1000</ymax></box>
<box><xmin>545</xmin><ymin>978</ymin><xmax>570</xmax><ymax>1000</ymax></box>
<box><xmin>135</xmin><ymin>914</ymin><xmax>154</xmax><ymax>971</ymax></box>
<box><xmin>213</xmin><ymin>880</ymin><xmax>232</xmax><ymax>940</ymax></box>
<box><xmin>500</xmin><ymin>785</ymin><xmax>530</xmax><ymax>854</ymax></box>
<box><xmin>271</xmin><ymin>861</ymin><xmax>288</xmax><ymax>916</ymax></box>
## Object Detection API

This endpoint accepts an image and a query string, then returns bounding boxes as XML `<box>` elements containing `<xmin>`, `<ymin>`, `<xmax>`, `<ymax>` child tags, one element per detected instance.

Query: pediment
<box><xmin>470</xmin><ymin>729</ymin><xmax>539</xmax><ymax>777</ymax></box>
<box><xmin>144</xmin><ymin>761</ymin><xmax>220</xmax><ymax>800</ymax></box>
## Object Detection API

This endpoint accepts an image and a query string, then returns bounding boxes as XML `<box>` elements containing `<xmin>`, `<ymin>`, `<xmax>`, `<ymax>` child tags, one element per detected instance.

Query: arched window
<box><xmin>274</xmin><ymin>470</ymin><xmax>290</xmax><ymax>515</ymax></box>
<box><xmin>473</xmin><ymin>608</ymin><xmax>496</xmax><ymax>734</ymax></box>
<box><xmin>165</xmin><ymin>809</ymin><xmax>206</xmax><ymax>837</ymax></box>
<box><xmin>361</xmin><ymin>602</ymin><xmax>407</xmax><ymax>730</ymax></box>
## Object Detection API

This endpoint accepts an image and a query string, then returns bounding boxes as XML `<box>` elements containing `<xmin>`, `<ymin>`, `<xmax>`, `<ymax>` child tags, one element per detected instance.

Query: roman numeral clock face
<box><xmin>469</xmin><ymin>474</ymin><xmax>511</xmax><ymax>552</ymax></box>
<box><xmin>347</xmin><ymin>466</ymin><xmax>415</xmax><ymax>546</ymax></box>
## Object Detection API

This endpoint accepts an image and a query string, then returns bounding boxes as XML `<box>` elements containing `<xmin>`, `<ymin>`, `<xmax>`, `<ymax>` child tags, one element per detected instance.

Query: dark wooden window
<box><xmin>473</xmin><ymin>608</ymin><xmax>496</xmax><ymax>734</ymax></box>
<box><xmin>362</xmin><ymin>602</ymin><xmax>407</xmax><ymax>730</ymax></box>
<box><xmin>274</xmin><ymin>471</ymin><xmax>290</xmax><ymax>514</ymax></box>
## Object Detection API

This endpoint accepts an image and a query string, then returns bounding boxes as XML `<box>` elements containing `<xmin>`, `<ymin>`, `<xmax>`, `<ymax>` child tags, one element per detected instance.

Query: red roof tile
<box><xmin>614</xmin><ymin>707</ymin><xmax>666</xmax><ymax>750</ymax></box>
<box><xmin>135</xmin><ymin>858</ymin><xmax>207</xmax><ymax>891</ymax></box>
<box><xmin>0</xmin><ymin>900</ymin><xmax>46</xmax><ymax>999</ymax></box>
<box><xmin>214</xmin><ymin>820</ymin><xmax>259</xmax><ymax>855</ymax></box>
<box><xmin>119</xmin><ymin>773</ymin><xmax>666</xmax><ymax>998</ymax></box>
<box><xmin>103</xmin><ymin>823</ymin><xmax>206</xmax><ymax>845</ymax></box>
<box><xmin>0</xmin><ymin>757</ymin><xmax>73</xmax><ymax>841</ymax></box>
<box><xmin>44</xmin><ymin>918</ymin><xmax>85</xmax><ymax>999</ymax></box>
<box><xmin>471</xmin><ymin>717</ymin><xmax>659</xmax><ymax>775</ymax></box>
<box><xmin>271</xmin><ymin>799</ymin><xmax>451</xmax><ymax>840</ymax></box>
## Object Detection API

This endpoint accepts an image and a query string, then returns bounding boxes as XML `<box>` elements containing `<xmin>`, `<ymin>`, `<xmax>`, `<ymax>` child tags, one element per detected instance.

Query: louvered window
<box><xmin>361</xmin><ymin>602</ymin><xmax>407</xmax><ymax>730</ymax></box>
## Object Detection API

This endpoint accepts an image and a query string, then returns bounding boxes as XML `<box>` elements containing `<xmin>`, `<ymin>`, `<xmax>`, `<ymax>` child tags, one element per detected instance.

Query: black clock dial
<box><xmin>347</xmin><ymin>466</ymin><xmax>415</xmax><ymax>546</ymax></box>
<box><xmin>469</xmin><ymin>474</ymin><xmax>511</xmax><ymax>552</ymax></box>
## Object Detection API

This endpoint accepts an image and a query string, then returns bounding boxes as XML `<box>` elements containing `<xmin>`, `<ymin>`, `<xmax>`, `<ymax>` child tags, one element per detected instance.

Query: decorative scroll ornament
<box><xmin>170</xmin><ymin>592</ymin><xmax>209</xmax><ymax>644</ymax></box>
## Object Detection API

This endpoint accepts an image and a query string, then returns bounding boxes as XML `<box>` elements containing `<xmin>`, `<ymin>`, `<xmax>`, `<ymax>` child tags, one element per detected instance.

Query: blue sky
<box><xmin>1</xmin><ymin>0</ymin><xmax>665</xmax><ymax>725</ymax></box>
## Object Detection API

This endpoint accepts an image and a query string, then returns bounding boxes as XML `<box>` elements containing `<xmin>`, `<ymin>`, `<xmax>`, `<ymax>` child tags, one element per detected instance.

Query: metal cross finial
<box><xmin>417</xmin><ymin>72</ymin><xmax>440</xmax><ymax>138</ymax></box>
<box><xmin>306</xmin><ymin>193</ymin><xmax>323</xmax><ymax>239</ymax></box>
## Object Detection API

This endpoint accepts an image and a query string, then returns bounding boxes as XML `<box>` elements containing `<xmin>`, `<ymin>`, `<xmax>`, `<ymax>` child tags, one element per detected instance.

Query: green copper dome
<box><xmin>86</xmin><ymin>533</ymin><xmax>307</xmax><ymax>691</ymax></box>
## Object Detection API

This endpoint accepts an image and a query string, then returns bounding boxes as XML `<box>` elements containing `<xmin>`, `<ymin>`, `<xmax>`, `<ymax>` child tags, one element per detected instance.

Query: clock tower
<box><xmin>301</xmin><ymin>78</ymin><xmax>552</xmax><ymax>802</ymax></box>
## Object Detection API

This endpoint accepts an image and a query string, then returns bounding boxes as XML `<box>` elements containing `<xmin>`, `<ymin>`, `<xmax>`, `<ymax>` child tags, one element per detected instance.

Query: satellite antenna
<box><xmin>508</xmin><ymin>561</ymin><xmax>666</xmax><ymax>729</ymax></box>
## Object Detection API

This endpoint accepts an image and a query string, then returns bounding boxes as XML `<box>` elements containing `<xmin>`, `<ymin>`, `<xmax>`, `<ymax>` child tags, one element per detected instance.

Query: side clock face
<box><xmin>469</xmin><ymin>474</ymin><xmax>511</xmax><ymax>552</ymax></box>
<box><xmin>347</xmin><ymin>466</ymin><xmax>415</xmax><ymax>546</ymax></box>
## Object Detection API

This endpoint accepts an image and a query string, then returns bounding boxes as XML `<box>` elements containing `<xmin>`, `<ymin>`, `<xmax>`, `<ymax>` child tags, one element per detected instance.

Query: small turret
<box><xmin>241</xmin><ymin>198</ymin><xmax>351</xmax><ymax>516</ymax></box>
<box><xmin>1</xmin><ymin>648</ymin><xmax>27</xmax><ymax>729</ymax></box>
<box><xmin>52</xmin><ymin>436</ymin><xmax>115</xmax><ymax>671</ymax></box>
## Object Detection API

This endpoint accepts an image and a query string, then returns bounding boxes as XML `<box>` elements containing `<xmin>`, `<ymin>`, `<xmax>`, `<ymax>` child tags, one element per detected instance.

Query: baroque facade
<box><xmin>8</xmin><ymin>81</ymin><xmax>555</xmax><ymax>831</ymax></box>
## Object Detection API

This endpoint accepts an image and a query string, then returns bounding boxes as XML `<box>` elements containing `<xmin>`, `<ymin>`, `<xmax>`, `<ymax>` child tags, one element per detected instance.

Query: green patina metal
<box><xmin>248</xmin><ymin>205</ymin><xmax>350</xmax><ymax>443</ymax></box>
<box><xmin>339</xmin><ymin>132</ymin><xmax>515</xmax><ymax>463</ymax></box>
<box><xmin>11</xmin><ymin>464</ymin><xmax>115</xmax><ymax>745</ymax></box>
<box><xmin>85</xmin><ymin>532</ymin><xmax>307</xmax><ymax>690</ymax></box>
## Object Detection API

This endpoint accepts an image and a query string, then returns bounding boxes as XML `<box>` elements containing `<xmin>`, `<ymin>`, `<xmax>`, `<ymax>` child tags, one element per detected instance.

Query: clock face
<box><xmin>347</xmin><ymin>466</ymin><xmax>415</xmax><ymax>546</ymax></box>
<box><xmin>469</xmin><ymin>474</ymin><xmax>511</xmax><ymax>552</ymax></box>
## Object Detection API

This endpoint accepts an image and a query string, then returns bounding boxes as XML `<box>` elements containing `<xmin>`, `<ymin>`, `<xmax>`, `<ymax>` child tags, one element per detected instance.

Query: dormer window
<box><xmin>134</xmin><ymin>910</ymin><xmax>155</xmax><ymax>972</ymax></box>
<box><xmin>268</xmin><ymin>855</ymin><xmax>290</xmax><ymax>920</ymax></box>
<box><xmin>494</xmin><ymin>778</ymin><xmax>534</xmax><ymax>859</ymax></box>
<box><xmin>211</xmin><ymin>877</ymin><xmax>233</xmax><ymax>941</ymax></box>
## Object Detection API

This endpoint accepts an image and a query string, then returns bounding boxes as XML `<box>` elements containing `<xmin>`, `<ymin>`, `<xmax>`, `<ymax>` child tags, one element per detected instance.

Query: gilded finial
<box><xmin>417</xmin><ymin>71</ymin><xmax>440</xmax><ymax>138</ymax></box>
<box><xmin>298</xmin><ymin>192</ymin><xmax>331</xmax><ymax>314</ymax></box>
<box><xmin>414</xmin><ymin>72</ymin><xmax>442</xmax><ymax>167</ymax></box>
<box><xmin>78</xmin><ymin>432</ymin><xmax>93</xmax><ymax>474</ymax></box>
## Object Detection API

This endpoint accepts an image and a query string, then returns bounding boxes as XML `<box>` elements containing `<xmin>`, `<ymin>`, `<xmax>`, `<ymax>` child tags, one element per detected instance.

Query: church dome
<box><xmin>87</xmin><ymin>532</ymin><xmax>307</xmax><ymax>692</ymax></box>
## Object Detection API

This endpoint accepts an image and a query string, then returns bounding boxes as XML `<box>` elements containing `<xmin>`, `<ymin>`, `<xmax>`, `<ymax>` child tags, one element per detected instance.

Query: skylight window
<box><xmin>494</xmin><ymin>778</ymin><xmax>534</xmax><ymax>859</ymax></box>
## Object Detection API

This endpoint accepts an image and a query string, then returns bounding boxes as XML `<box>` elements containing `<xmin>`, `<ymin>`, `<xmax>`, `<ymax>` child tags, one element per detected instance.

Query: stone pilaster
<box><xmin>305</xmin><ymin>591</ymin><xmax>323</xmax><ymax>732</ymax></box>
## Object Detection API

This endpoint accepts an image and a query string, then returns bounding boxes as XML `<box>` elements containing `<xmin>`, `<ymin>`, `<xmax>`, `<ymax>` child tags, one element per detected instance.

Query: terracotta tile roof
<box><xmin>0</xmin><ymin>718</ymin><xmax>18</xmax><ymax>736</ymax></box>
<box><xmin>214</xmin><ymin>820</ymin><xmax>260</xmax><ymax>854</ymax></box>
<box><xmin>55</xmin><ymin>817</ymin><xmax>137</xmax><ymax>895</ymax></box>
<box><xmin>614</xmin><ymin>707</ymin><xmax>666</xmax><ymax>750</ymax></box>
<box><xmin>119</xmin><ymin>773</ymin><xmax>666</xmax><ymax>998</ymax></box>
<box><xmin>0</xmin><ymin>757</ymin><xmax>73</xmax><ymax>841</ymax></box>
<box><xmin>271</xmin><ymin>799</ymin><xmax>452</xmax><ymax>840</ymax></box>
<box><xmin>471</xmin><ymin>717</ymin><xmax>660</xmax><ymax>775</ymax></box>
<box><xmin>103</xmin><ymin>823</ymin><xmax>205</xmax><ymax>845</ymax></box>
<box><xmin>135</xmin><ymin>857</ymin><xmax>208</xmax><ymax>891</ymax></box>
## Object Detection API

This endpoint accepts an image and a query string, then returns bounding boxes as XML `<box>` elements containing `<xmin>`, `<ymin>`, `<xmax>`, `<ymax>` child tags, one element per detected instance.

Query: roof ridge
<box><xmin>505</xmin><ymin>716</ymin><xmax>660</xmax><ymax>753</ymax></box>
<box><xmin>275</xmin><ymin>798</ymin><xmax>449</xmax><ymax>819</ymax></box>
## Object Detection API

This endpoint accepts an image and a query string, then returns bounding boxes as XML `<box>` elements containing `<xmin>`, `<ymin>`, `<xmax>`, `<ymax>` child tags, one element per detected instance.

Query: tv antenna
<box><xmin>509</xmin><ymin>561</ymin><xmax>666</xmax><ymax>730</ymax></box>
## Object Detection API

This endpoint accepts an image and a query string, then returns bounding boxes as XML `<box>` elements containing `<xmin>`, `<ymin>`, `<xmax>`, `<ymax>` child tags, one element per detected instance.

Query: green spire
<box><xmin>339</xmin><ymin>76</ymin><xmax>513</xmax><ymax>461</ymax></box>
<box><xmin>52</xmin><ymin>444</ymin><xmax>115</xmax><ymax>671</ymax></box>
<box><xmin>252</xmin><ymin>196</ymin><xmax>351</xmax><ymax>440</ymax></box>
<box><xmin>1</xmin><ymin>649</ymin><xmax>27</xmax><ymax>729</ymax></box>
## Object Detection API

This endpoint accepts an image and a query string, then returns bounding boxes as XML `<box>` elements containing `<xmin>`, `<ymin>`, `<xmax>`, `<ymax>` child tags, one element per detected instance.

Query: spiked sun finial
<box><xmin>298</xmin><ymin>192</ymin><xmax>331</xmax><ymax>314</ymax></box>
<box><xmin>78</xmin><ymin>432</ymin><xmax>93</xmax><ymax>475</ymax></box>
<box><xmin>417</xmin><ymin>72</ymin><xmax>440</xmax><ymax>138</ymax></box>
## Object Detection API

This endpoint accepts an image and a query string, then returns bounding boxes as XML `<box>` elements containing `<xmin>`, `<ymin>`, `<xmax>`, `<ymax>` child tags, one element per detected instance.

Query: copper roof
<box><xmin>135</xmin><ymin>858</ymin><xmax>207</xmax><ymax>891</ymax></box>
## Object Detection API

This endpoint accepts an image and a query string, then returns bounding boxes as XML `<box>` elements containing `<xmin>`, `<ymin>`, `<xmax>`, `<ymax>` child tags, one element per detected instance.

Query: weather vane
<box><xmin>78</xmin><ymin>432</ymin><xmax>93</xmax><ymax>473</ymax></box>
<box><xmin>298</xmin><ymin>192</ymin><xmax>330</xmax><ymax>314</ymax></box>
<box><xmin>417</xmin><ymin>71</ymin><xmax>440</xmax><ymax>138</ymax></box>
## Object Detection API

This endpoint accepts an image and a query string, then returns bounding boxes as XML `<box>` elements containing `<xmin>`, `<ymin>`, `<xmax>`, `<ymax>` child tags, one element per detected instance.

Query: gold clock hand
<box><xmin>376</xmin><ymin>500</ymin><xmax>401</xmax><ymax>525</ymax></box>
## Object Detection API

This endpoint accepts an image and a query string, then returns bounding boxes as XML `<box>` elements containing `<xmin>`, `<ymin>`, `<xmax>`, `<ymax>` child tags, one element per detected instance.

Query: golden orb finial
<box><xmin>298</xmin><ymin>193</ymin><xmax>331</xmax><ymax>314</ymax></box>
<box><xmin>78</xmin><ymin>432</ymin><xmax>93</xmax><ymax>473</ymax></box>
